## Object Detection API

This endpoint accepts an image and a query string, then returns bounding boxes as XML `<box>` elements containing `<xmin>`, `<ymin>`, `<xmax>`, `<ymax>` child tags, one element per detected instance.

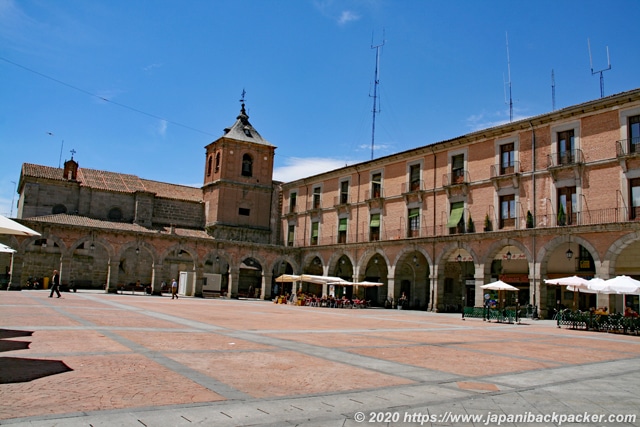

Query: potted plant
<box><xmin>484</xmin><ymin>214</ymin><xmax>492</xmax><ymax>232</ymax></box>
<box><xmin>467</xmin><ymin>216</ymin><xmax>475</xmax><ymax>233</ymax></box>
<box><xmin>526</xmin><ymin>210</ymin><xmax>534</xmax><ymax>228</ymax></box>
<box><xmin>557</xmin><ymin>204</ymin><xmax>566</xmax><ymax>226</ymax></box>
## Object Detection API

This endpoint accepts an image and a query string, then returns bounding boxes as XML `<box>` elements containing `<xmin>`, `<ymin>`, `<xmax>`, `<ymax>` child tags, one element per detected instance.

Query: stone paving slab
<box><xmin>1</xmin><ymin>290</ymin><xmax>639</xmax><ymax>426</ymax></box>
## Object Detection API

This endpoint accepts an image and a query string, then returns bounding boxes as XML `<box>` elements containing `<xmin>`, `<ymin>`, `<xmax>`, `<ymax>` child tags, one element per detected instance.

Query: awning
<box><xmin>275</xmin><ymin>274</ymin><xmax>301</xmax><ymax>283</ymax></box>
<box><xmin>370</xmin><ymin>214</ymin><xmax>380</xmax><ymax>227</ymax></box>
<box><xmin>408</xmin><ymin>208</ymin><xmax>419</xmax><ymax>218</ymax></box>
<box><xmin>446</xmin><ymin>204</ymin><xmax>464</xmax><ymax>228</ymax></box>
<box><xmin>338</xmin><ymin>218</ymin><xmax>347</xmax><ymax>231</ymax></box>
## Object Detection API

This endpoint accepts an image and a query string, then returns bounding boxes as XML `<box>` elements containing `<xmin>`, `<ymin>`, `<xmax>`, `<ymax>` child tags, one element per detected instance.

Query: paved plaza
<box><xmin>1</xmin><ymin>290</ymin><xmax>639</xmax><ymax>426</ymax></box>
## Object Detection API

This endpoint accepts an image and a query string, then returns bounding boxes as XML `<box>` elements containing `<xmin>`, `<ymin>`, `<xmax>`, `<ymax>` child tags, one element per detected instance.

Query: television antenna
<box><xmin>551</xmin><ymin>69</ymin><xmax>556</xmax><ymax>111</ymax></box>
<box><xmin>370</xmin><ymin>30</ymin><xmax>385</xmax><ymax>160</ymax></box>
<box><xmin>503</xmin><ymin>32</ymin><xmax>513</xmax><ymax>122</ymax></box>
<box><xmin>588</xmin><ymin>38</ymin><xmax>611</xmax><ymax>98</ymax></box>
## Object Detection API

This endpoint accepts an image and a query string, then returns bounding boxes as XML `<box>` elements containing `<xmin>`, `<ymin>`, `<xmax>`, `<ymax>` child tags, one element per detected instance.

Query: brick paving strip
<box><xmin>0</xmin><ymin>291</ymin><xmax>639</xmax><ymax>426</ymax></box>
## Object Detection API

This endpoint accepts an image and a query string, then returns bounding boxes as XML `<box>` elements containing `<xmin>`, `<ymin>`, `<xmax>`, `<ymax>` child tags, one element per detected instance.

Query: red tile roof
<box><xmin>22</xmin><ymin>163</ymin><xmax>203</xmax><ymax>202</ymax></box>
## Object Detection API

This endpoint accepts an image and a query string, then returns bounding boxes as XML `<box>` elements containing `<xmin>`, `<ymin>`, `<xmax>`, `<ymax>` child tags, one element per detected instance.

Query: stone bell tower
<box><xmin>202</xmin><ymin>94</ymin><xmax>276</xmax><ymax>243</ymax></box>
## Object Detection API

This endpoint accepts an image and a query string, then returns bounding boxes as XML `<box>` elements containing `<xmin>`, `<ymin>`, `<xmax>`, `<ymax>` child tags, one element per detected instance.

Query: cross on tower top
<box><xmin>70</xmin><ymin>149</ymin><xmax>76</xmax><ymax>160</ymax></box>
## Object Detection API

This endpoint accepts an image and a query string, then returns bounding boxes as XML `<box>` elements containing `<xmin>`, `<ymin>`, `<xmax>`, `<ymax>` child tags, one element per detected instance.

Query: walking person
<box><xmin>171</xmin><ymin>278</ymin><xmax>178</xmax><ymax>299</ymax></box>
<box><xmin>49</xmin><ymin>269</ymin><xmax>61</xmax><ymax>298</ymax></box>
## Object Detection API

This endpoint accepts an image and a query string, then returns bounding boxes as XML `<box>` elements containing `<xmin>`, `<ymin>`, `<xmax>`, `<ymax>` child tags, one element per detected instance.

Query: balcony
<box><xmin>401</xmin><ymin>179</ymin><xmax>426</xmax><ymax>203</ymax></box>
<box><xmin>490</xmin><ymin>161</ymin><xmax>520</xmax><ymax>189</ymax></box>
<box><xmin>283</xmin><ymin>204</ymin><xmax>298</xmax><ymax>218</ymax></box>
<box><xmin>365</xmin><ymin>188</ymin><xmax>384</xmax><ymax>209</ymax></box>
<box><xmin>334</xmin><ymin>194</ymin><xmax>351</xmax><ymax>214</ymax></box>
<box><xmin>546</xmin><ymin>149</ymin><xmax>584</xmax><ymax>181</ymax></box>
<box><xmin>443</xmin><ymin>170</ymin><xmax>469</xmax><ymax>197</ymax></box>
<box><xmin>616</xmin><ymin>138</ymin><xmax>640</xmax><ymax>172</ymax></box>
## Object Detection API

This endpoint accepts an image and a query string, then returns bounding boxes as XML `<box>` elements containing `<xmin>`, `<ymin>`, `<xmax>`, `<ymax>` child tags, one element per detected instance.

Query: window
<box><xmin>629</xmin><ymin>115</ymin><xmax>640</xmax><ymax>154</ymax></box>
<box><xmin>215</xmin><ymin>152</ymin><xmax>221</xmax><ymax>172</ymax></box>
<box><xmin>558</xmin><ymin>187</ymin><xmax>577</xmax><ymax>225</ymax></box>
<box><xmin>238</xmin><ymin>208</ymin><xmax>250</xmax><ymax>216</ymax></box>
<box><xmin>52</xmin><ymin>204</ymin><xmax>67</xmax><ymax>215</ymax></box>
<box><xmin>630</xmin><ymin>178</ymin><xmax>640</xmax><ymax>220</ymax></box>
<box><xmin>447</xmin><ymin>202</ymin><xmax>464</xmax><ymax>234</ymax></box>
<box><xmin>287</xmin><ymin>224</ymin><xmax>295</xmax><ymax>247</ymax></box>
<box><xmin>340</xmin><ymin>181</ymin><xmax>349</xmax><ymax>204</ymax></box>
<box><xmin>369</xmin><ymin>213</ymin><xmax>380</xmax><ymax>241</ymax></box>
<box><xmin>207</xmin><ymin>155</ymin><xmax>213</xmax><ymax>176</ymax></box>
<box><xmin>500</xmin><ymin>143</ymin><xmax>515</xmax><ymax>174</ymax></box>
<box><xmin>408</xmin><ymin>208</ymin><xmax>420</xmax><ymax>237</ymax></box>
<box><xmin>312</xmin><ymin>187</ymin><xmax>321</xmax><ymax>209</ymax></box>
<box><xmin>310</xmin><ymin>221</ymin><xmax>319</xmax><ymax>245</ymax></box>
<box><xmin>409</xmin><ymin>164</ymin><xmax>421</xmax><ymax>191</ymax></box>
<box><xmin>338</xmin><ymin>218</ymin><xmax>347</xmax><ymax>244</ymax></box>
<box><xmin>452</xmin><ymin>154</ymin><xmax>464</xmax><ymax>183</ymax></box>
<box><xmin>241</xmin><ymin>154</ymin><xmax>253</xmax><ymax>177</ymax></box>
<box><xmin>371</xmin><ymin>173</ymin><xmax>382</xmax><ymax>198</ymax></box>
<box><xmin>499</xmin><ymin>194</ymin><xmax>516</xmax><ymax>228</ymax></box>
<box><xmin>558</xmin><ymin>130</ymin><xmax>575</xmax><ymax>165</ymax></box>
<box><xmin>289</xmin><ymin>192</ymin><xmax>297</xmax><ymax>213</ymax></box>
<box><xmin>108</xmin><ymin>207</ymin><xmax>123</xmax><ymax>221</ymax></box>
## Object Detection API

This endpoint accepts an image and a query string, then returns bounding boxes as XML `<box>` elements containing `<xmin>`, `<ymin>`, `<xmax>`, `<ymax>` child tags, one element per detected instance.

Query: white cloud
<box><xmin>273</xmin><ymin>157</ymin><xmax>359</xmax><ymax>182</ymax></box>
<box><xmin>337</xmin><ymin>10</ymin><xmax>360</xmax><ymax>25</ymax></box>
<box><xmin>143</xmin><ymin>63</ymin><xmax>163</xmax><ymax>72</ymax></box>
<box><xmin>157</xmin><ymin>119</ymin><xmax>167</xmax><ymax>137</ymax></box>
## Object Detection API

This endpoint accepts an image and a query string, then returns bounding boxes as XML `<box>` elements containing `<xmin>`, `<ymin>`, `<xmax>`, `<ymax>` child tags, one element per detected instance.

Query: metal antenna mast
<box><xmin>588</xmin><ymin>38</ymin><xmax>611</xmax><ymax>98</ymax></box>
<box><xmin>551</xmin><ymin>69</ymin><xmax>556</xmax><ymax>111</ymax></box>
<box><xmin>504</xmin><ymin>32</ymin><xmax>513</xmax><ymax>122</ymax></box>
<box><xmin>370</xmin><ymin>32</ymin><xmax>384</xmax><ymax>160</ymax></box>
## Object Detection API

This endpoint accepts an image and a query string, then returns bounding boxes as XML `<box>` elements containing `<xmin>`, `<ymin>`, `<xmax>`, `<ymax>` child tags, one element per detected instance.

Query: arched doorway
<box><xmin>272</xmin><ymin>260</ymin><xmax>295</xmax><ymax>298</ymax></box>
<box><xmin>69</xmin><ymin>240</ymin><xmax>110</xmax><ymax>290</ymax></box>
<box><xmin>441</xmin><ymin>249</ymin><xmax>472</xmax><ymax>313</ymax></box>
<box><xmin>363</xmin><ymin>253</ymin><xmax>387</xmax><ymax>306</ymax></box>
<box><xmin>202</xmin><ymin>253</ymin><xmax>229</xmax><ymax>297</ymax></box>
<box><xmin>395</xmin><ymin>250</ymin><xmax>430</xmax><ymax>310</ymax></box>
<box><xmin>239</xmin><ymin>257</ymin><xmax>262</xmax><ymax>298</ymax></box>
<box><xmin>302</xmin><ymin>256</ymin><xmax>324</xmax><ymax>297</ymax></box>
<box><xmin>333</xmin><ymin>255</ymin><xmax>353</xmax><ymax>299</ymax></box>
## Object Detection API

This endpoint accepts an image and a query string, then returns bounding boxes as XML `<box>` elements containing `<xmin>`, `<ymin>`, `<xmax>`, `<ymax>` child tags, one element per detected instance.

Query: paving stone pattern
<box><xmin>1</xmin><ymin>291</ymin><xmax>639</xmax><ymax>426</ymax></box>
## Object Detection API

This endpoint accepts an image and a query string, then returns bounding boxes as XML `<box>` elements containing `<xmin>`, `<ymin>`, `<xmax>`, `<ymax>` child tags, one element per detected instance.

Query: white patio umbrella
<box><xmin>0</xmin><ymin>243</ymin><xmax>17</xmax><ymax>289</ymax></box>
<box><xmin>544</xmin><ymin>275</ymin><xmax>591</xmax><ymax>289</ymax></box>
<box><xmin>567</xmin><ymin>278</ymin><xmax>610</xmax><ymax>294</ymax></box>
<box><xmin>602</xmin><ymin>275</ymin><xmax>640</xmax><ymax>295</ymax></box>
<box><xmin>0</xmin><ymin>243</ymin><xmax>16</xmax><ymax>254</ymax></box>
<box><xmin>480</xmin><ymin>280</ymin><xmax>519</xmax><ymax>291</ymax></box>
<box><xmin>0</xmin><ymin>215</ymin><xmax>41</xmax><ymax>236</ymax></box>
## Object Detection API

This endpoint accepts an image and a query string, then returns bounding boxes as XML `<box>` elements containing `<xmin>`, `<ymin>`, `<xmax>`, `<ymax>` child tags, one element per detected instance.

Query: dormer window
<box><xmin>243</xmin><ymin>126</ymin><xmax>253</xmax><ymax>137</ymax></box>
<box><xmin>242</xmin><ymin>154</ymin><xmax>253</xmax><ymax>177</ymax></box>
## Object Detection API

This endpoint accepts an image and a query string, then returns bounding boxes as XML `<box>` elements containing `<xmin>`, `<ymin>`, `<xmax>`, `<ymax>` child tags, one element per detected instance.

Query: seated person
<box><xmin>594</xmin><ymin>306</ymin><xmax>608</xmax><ymax>315</ymax></box>
<box><xmin>624</xmin><ymin>306</ymin><xmax>638</xmax><ymax>318</ymax></box>
<box><xmin>398</xmin><ymin>292</ymin><xmax>408</xmax><ymax>307</ymax></box>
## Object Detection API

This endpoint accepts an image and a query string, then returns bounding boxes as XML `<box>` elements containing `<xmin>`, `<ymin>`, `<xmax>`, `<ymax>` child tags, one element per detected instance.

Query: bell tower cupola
<box><xmin>202</xmin><ymin>91</ymin><xmax>277</xmax><ymax>243</ymax></box>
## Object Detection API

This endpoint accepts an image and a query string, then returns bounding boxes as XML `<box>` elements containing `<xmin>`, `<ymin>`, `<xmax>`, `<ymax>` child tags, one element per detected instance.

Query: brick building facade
<box><xmin>2</xmin><ymin>89</ymin><xmax>640</xmax><ymax>318</ymax></box>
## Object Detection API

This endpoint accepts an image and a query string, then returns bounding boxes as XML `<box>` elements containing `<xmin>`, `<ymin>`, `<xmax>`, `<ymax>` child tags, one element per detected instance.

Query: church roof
<box><xmin>221</xmin><ymin>102</ymin><xmax>273</xmax><ymax>147</ymax></box>
<box><xmin>21</xmin><ymin>163</ymin><xmax>203</xmax><ymax>202</ymax></box>
<box><xmin>23</xmin><ymin>214</ymin><xmax>211</xmax><ymax>238</ymax></box>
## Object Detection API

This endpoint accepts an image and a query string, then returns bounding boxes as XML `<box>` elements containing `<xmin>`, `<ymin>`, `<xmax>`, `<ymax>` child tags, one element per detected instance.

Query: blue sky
<box><xmin>1</xmin><ymin>0</ymin><xmax>639</xmax><ymax>217</ymax></box>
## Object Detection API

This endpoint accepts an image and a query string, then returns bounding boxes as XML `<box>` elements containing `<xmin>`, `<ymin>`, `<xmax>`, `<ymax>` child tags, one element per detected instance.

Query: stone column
<box><xmin>151</xmin><ymin>263</ymin><xmax>162</xmax><ymax>296</ymax></box>
<box><xmin>106</xmin><ymin>260</ymin><xmax>120</xmax><ymax>293</ymax></box>
<box><xmin>261</xmin><ymin>271</ymin><xmax>272</xmax><ymax>300</ymax></box>
<box><xmin>386</xmin><ymin>275</ymin><xmax>396</xmax><ymax>302</ymax></box>
<box><xmin>228</xmin><ymin>266</ymin><xmax>239</xmax><ymax>298</ymax></box>
<box><xmin>59</xmin><ymin>255</ymin><xmax>71</xmax><ymax>290</ymax></box>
